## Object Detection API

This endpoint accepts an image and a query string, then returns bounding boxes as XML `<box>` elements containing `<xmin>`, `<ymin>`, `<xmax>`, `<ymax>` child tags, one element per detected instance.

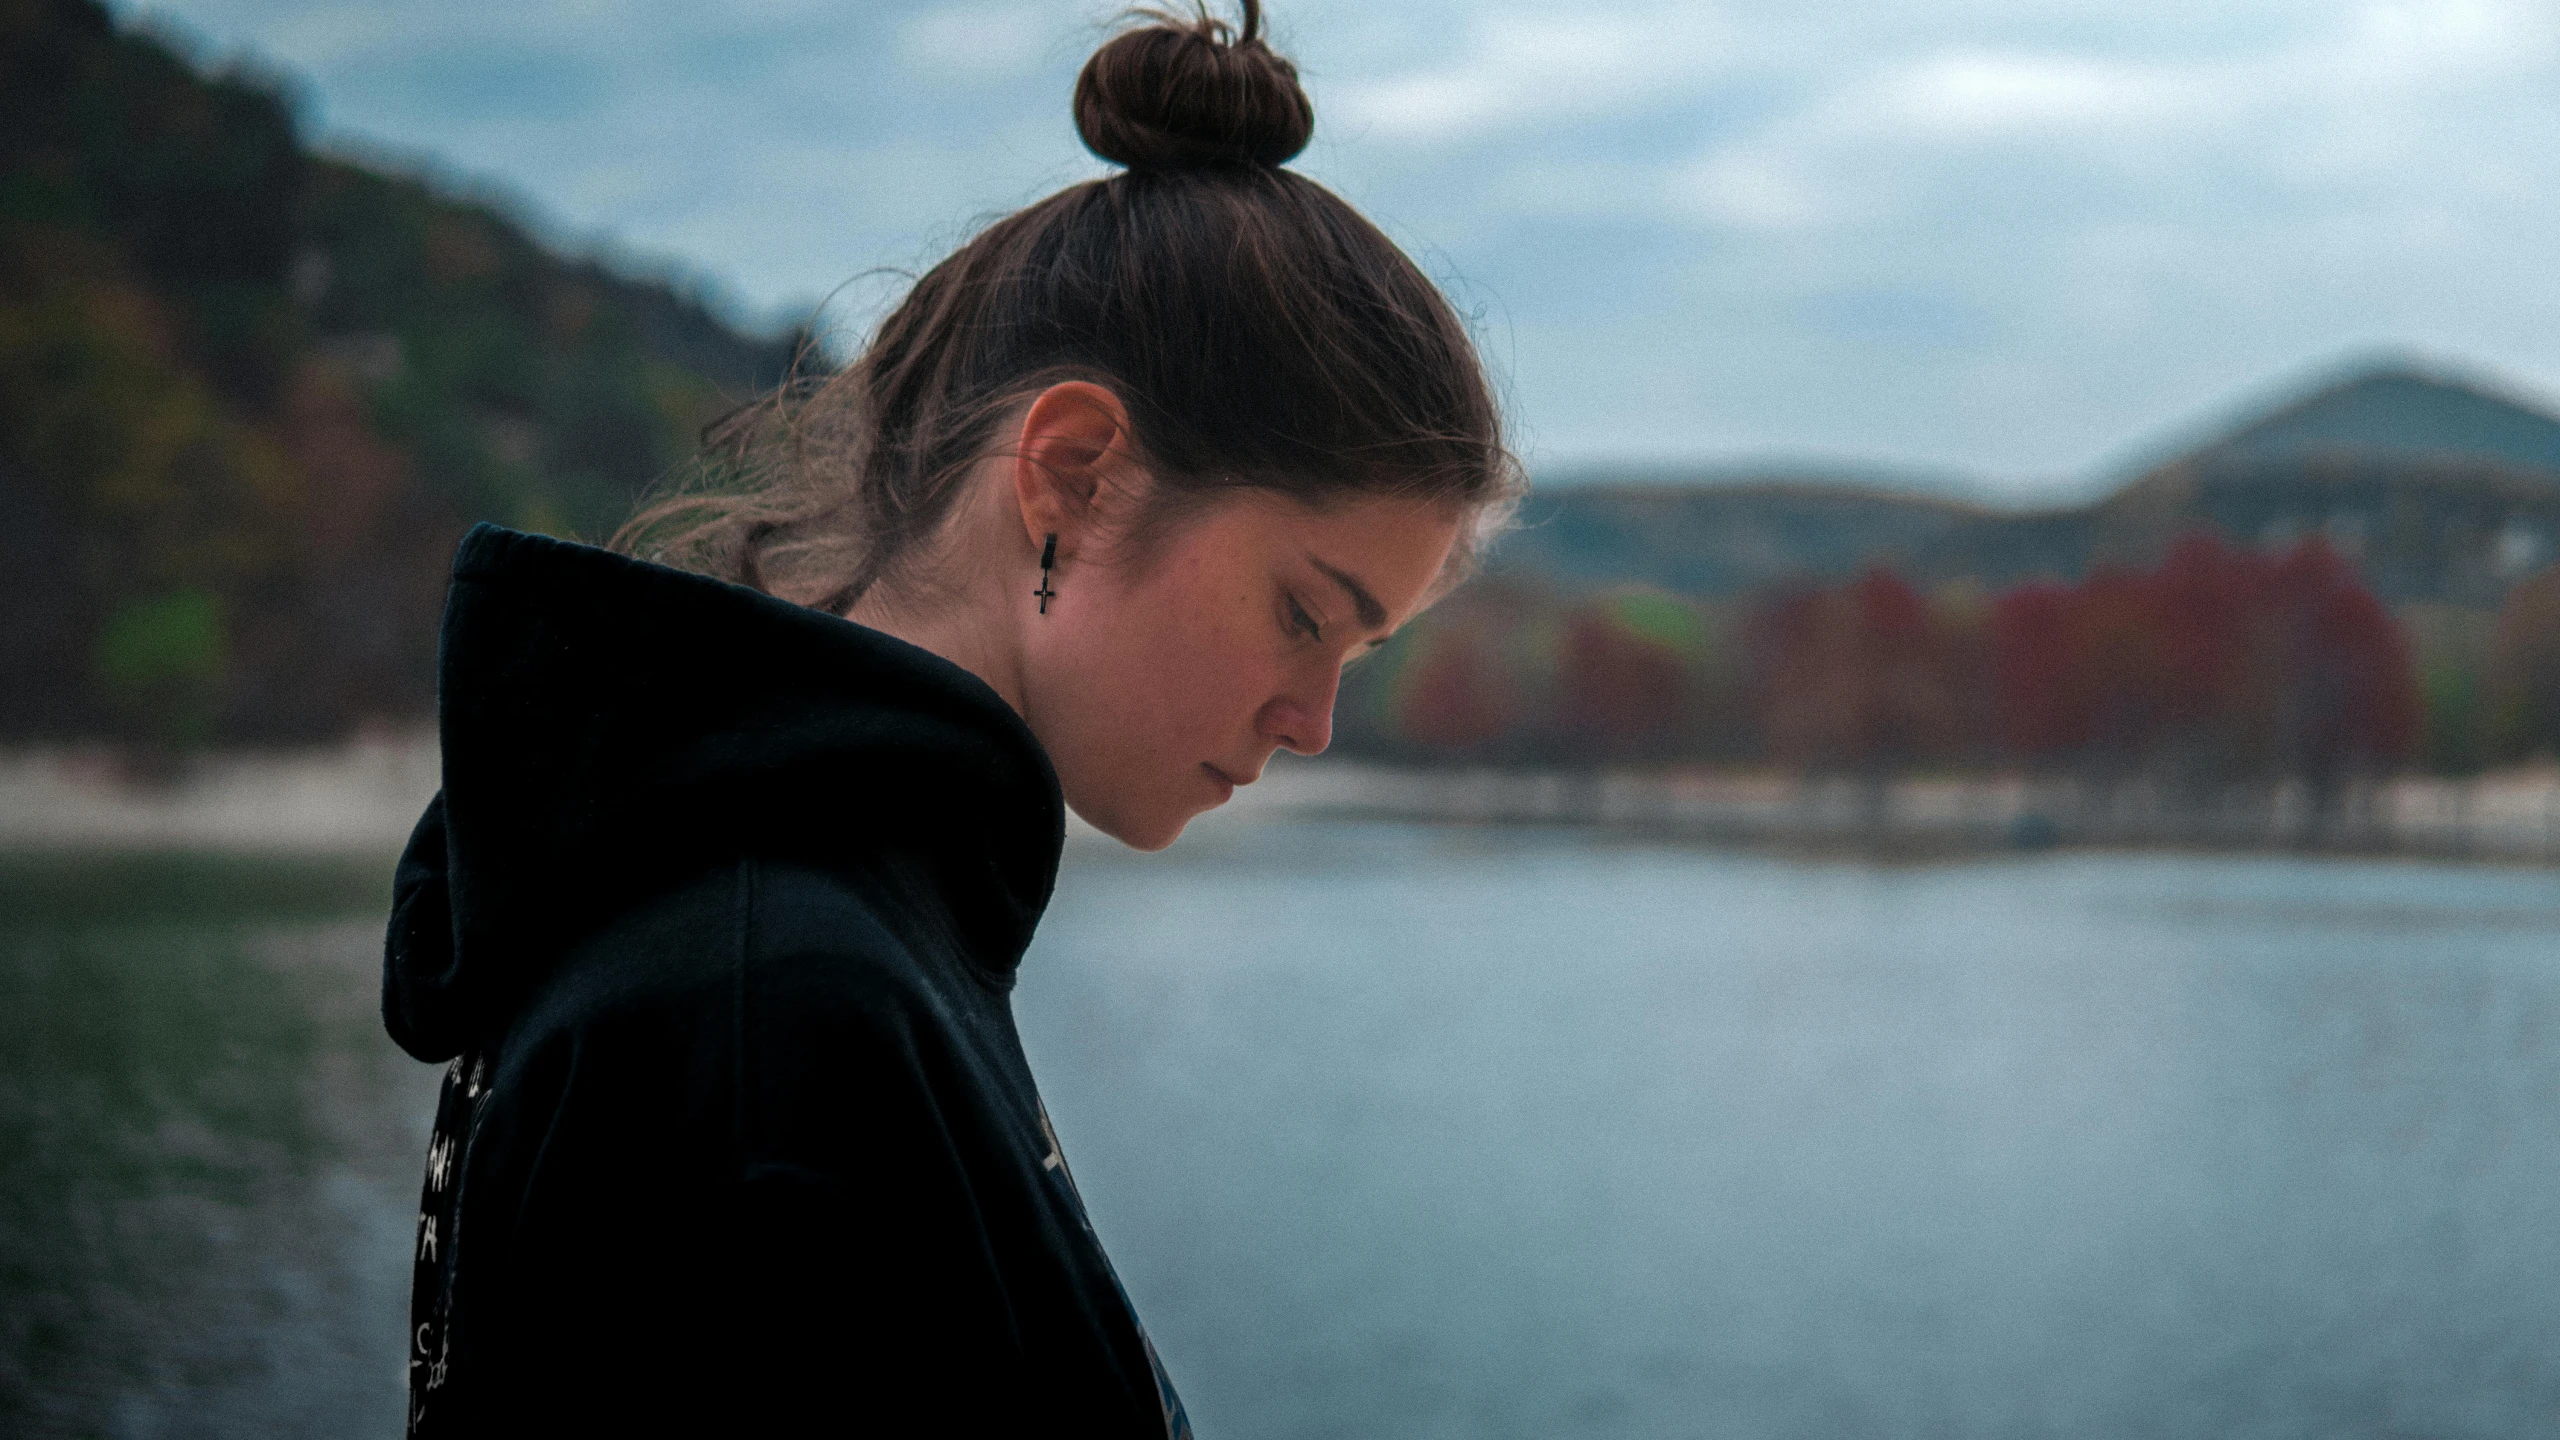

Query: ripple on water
<box><xmin>0</xmin><ymin>852</ymin><xmax>434</xmax><ymax>1440</ymax></box>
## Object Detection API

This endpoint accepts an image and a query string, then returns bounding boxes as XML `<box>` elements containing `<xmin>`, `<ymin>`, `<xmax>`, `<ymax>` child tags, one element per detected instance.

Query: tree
<box><xmin>1396</xmin><ymin>627</ymin><xmax>1513</xmax><ymax>753</ymax></box>
<box><xmin>1751</xmin><ymin>565</ymin><xmax>1980</xmax><ymax>774</ymax></box>
<box><xmin>1991</xmin><ymin>582</ymin><xmax>2079</xmax><ymax>762</ymax></box>
<box><xmin>1980</xmin><ymin>530</ymin><xmax>2419</xmax><ymax>783</ymax></box>
<box><xmin>1554</xmin><ymin>591</ymin><xmax>1702</xmax><ymax>763</ymax></box>
<box><xmin>0</xmin><ymin>0</ymin><xmax>801</xmax><ymax>747</ymax></box>
<box><xmin>2262</xmin><ymin>537</ymin><xmax>2419</xmax><ymax>781</ymax></box>
<box><xmin>2486</xmin><ymin>564</ymin><xmax>2560</xmax><ymax>761</ymax></box>
<box><xmin>2398</xmin><ymin>602</ymin><xmax>2496</xmax><ymax>777</ymax></box>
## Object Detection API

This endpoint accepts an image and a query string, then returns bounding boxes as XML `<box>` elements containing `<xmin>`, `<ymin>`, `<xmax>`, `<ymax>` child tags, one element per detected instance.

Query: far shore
<box><xmin>1222</xmin><ymin>760</ymin><xmax>2560</xmax><ymax>864</ymax></box>
<box><xmin>6</xmin><ymin>734</ymin><xmax>2560</xmax><ymax>865</ymax></box>
<box><xmin>0</xmin><ymin>734</ymin><xmax>442</xmax><ymax>854</ymax></box>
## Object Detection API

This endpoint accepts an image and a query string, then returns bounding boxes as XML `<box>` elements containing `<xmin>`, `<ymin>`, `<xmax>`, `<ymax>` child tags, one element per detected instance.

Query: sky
<box><xmin>119</xmin><ymin>0</ymin><xmax>2560</xmax><ymax>496</ymax></box>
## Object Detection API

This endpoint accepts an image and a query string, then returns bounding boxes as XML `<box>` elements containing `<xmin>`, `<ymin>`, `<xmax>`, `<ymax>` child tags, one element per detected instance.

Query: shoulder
<box><xmin>523</xmin><ymin>855</ymin><xmax>939</xmax><ymax>1026</ymax></box>
<box><xmin>494</xmin><ymin>858</ymin><xmax>940</xmax><ymax>1108</ymax></box>
<box><xmin>726</xmin><ymin>859</ymin><xmax>1021</xmax><ymax>1187</ymax></box>
<box><xmin>508</xmin><ymin>861</ymin><xmax>751</xmax><ymax>1036</ymax></box>
<box><xmin>734</xmin><ymin>854</ymin><xmax>983</xmax><ymax>1048</ymax></box>
<box><xmin>499</xmin><ymin>853</ymin><xmax>1002</xmax><ymax>1114</ymax></box>
<box><xmin>743</xmin><ymin>849</ymin><xmax>1011</xmax><ymax>998</ymax></box>
<box><xmin>486</xmin><ymin>856</ymin><xmax>967</xmax><ymax>1148</ymax></box>
<box><xmin>741</xmin><ymin>855</ymin><xmax>911</xmax><ymax>973</ymax></box>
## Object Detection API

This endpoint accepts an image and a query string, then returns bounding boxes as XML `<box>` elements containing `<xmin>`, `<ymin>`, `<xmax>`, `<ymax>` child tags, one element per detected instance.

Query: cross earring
<box><xmin>1034</xmin><ymin>534</ymin><xmax>1058</xmax><ymax>614</ymax></box>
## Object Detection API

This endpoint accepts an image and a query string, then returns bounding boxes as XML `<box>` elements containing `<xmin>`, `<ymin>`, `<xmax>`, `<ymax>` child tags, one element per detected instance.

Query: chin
<box><xmin>1120</xmin><ymin>806</ymin><xmax>1199</xmax><ymax>852</ymax></box>
<box><xmin>1073</xmin><ymin>796</ymin><xmax>1195</xmax><ymax>853</ymax></box>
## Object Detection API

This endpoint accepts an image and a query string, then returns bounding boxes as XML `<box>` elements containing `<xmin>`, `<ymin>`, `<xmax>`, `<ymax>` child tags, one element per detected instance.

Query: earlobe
<box><xmin>1012</xmin><ymin>381</ymin><xmax>1136</xmax><ymax>559</ymax></box>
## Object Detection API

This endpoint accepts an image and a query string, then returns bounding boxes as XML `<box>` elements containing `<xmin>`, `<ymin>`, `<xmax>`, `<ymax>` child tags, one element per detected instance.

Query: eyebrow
<box><xmin>1309</xmin><ymin>556</ymin><xmax>1387</xmax><ymax>631</ymax></box>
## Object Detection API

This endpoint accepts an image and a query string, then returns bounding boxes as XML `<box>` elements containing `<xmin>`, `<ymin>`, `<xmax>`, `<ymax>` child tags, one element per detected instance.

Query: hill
<box><xmin>1498</xmin><ymin>363</ymin><xmax>2560</xmax><ymax>607</ymax></box>
<box><xmin>1</xmin><ymin>0</ymin><xmax>802</xmax><ymax>747</ymax></box>
<box><xmin>1498</xmin><ymin>481</ymin><xmax>2005</xmax><ymax>595</ymax></box>
<box><xmin>2087</xmin><ymin>367</ymin><xmax>2560</xmax><ymax>606</ymax></box>
<box><xmin>2199</xmin><ymin>367</ymin><xmax>2560</xmax><ymax>473</ymax></box>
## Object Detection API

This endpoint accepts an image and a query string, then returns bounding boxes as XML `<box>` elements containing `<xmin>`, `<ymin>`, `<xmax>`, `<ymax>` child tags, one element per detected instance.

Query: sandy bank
<box><xmin>7</xmin><ymin>736</ymin><xmax>2560</xmax><ymax>863</ymax></box>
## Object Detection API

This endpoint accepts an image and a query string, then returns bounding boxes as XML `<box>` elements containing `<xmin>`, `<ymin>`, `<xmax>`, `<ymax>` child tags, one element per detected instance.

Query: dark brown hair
<box><xmin>616</xmin><ymin>0</ymin><xmax>1520</xmax><ymax>614</ymax></box>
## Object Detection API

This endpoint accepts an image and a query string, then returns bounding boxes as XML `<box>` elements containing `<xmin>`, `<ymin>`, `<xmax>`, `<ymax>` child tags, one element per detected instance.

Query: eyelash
<box><xmin>1285</xmin><ymin>594</ymin><xmax>1323</xmax><ymax>642</ymax></box>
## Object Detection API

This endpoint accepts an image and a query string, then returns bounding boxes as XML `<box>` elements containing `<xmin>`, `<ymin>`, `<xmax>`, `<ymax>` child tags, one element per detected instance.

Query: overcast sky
<box><xmin>121</xmin><ymin>0</ymin><xmax>2560</xmax><ymax>495</ymax></box>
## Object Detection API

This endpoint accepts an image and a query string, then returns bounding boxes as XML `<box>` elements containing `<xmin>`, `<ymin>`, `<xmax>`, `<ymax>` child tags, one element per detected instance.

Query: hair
<box><xmin>615</xmin><ymin>0</ymin><xmax>1522</xmax><ymax>615</ymax></box>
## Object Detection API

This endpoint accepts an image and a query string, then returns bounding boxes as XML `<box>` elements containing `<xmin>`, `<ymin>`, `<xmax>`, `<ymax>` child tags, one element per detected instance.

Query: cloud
<box><xmin>1686</xmin><ymin>153</ymin><xmax>1823</xmax><ymax>232</ymax></box>
<box><xmin>119</xmin><ymin>0</ymin><xmax>2560</xmax><ymax>485</ymax></box>
<box><xmin>898</xmin><ymin>2</ymin><xmax>1059</xmax><ymax>79</ymax></box>
<box><xmin>1324</xmin><ymin>9</ymin><xmax>1733</xmax><ymax>146</ymax></box>
<box><xmin>1881</xmin><ymin>50</ymin><xmax>2212</xmax><ymax>136</ymax></box>
<box><xmin>1670</xmin><ymin>0</ymin><xmax>2557</xmax><ymax>237</ymax></box>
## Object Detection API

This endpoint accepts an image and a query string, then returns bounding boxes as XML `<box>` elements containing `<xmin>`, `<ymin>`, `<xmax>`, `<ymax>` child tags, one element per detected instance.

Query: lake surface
<box><xmin>7</xmin><ymin>829</ymin><xmax>2560</xmax><ymax>1437</ymax></box>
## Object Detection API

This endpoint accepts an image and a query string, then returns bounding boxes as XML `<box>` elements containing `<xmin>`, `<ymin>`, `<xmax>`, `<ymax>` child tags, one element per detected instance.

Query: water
<box><xmin>0</xmin><ymin>854</ymin><xmax>434</xmax><ymax>1439</ymax></box>
<box><xmin>1020</xmin><ymin>827</ymin><xmax>2560</xmax><ymax>1440</ymax></box>
<box><xmin>7</xmin><ymin>830</ymin><xmax>2560</xmax><ymax>1437</ymax></box>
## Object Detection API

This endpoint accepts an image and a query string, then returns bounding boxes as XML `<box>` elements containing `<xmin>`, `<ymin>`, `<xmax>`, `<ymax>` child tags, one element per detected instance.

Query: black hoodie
<box><xmin>383</xmin><ymin>525</ymin><xmax>1192</xmax><ymax>1438</ymax></box>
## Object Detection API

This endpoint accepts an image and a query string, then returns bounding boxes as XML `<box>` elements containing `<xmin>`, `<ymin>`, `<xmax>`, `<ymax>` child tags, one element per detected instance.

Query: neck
<box><xmin>843</xmin><ymin>557</ymin><xmax>1029</xmax><ymax>721</ymax></box>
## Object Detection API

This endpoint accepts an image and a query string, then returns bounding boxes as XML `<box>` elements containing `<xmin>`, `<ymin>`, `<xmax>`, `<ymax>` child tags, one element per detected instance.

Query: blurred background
<box><xmin>8</xmin><ymin>0</ymin><xmax>2560</xmax><ymax>1435</ymax></box>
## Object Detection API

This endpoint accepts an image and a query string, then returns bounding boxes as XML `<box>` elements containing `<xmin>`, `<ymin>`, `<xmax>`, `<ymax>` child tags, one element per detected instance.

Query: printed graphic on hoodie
<box><xmin>408</xmin><ymin>1050</ymin><xmax>484</xmax><ymax>1437</ymax></box>
<box><xmin>1041</xmin><ymin>1101</ymin><xmax>1195</xmax><ymax>1440</ymax></box>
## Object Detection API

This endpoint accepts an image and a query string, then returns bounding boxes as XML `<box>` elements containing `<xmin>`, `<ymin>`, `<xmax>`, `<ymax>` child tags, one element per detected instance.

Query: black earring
<box><xmin>1034</xmin><ymin>534</ymin><xmax>1058</xmax><ymax>614</ymax></box>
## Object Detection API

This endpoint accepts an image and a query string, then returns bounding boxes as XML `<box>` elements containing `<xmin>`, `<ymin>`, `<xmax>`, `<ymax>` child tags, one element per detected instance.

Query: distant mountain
<box><xmin>1496</xmin><ymin>481</ymin><xmax>1993</xmax><ymax>597</ymax></box>
<box><xmin>2196</xmin><ymin>367</ymin><xmax>2560</xmax><ymax>474</ymax></box>
<box><xmin>2088</xmin><ymin>366</ymin><xmax>2560</xmax><ymax>606</ymax></box>
<box><xmin>1</xmin><ymin>0</ymin><xmax>804</xmax><ymax>745</ymax></box>
<box><xmin>1496</xmin><ymin>364</ymin><xmax>2560</xmax><ymax>608</ymax></box>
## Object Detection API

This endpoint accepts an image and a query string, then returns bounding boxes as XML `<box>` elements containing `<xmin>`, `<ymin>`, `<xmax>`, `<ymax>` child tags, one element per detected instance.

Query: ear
<box><xmin>1011</xmin><ymin>381</ymin><xmax>1140</xmax><ymax>561</ymax></box>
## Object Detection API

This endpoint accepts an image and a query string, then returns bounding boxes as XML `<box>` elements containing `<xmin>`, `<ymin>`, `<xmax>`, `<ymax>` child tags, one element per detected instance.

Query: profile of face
<box><xmin>1000</xmin><ymin>384</ymin><xmax>1463</xmax><ymax>851</ymax></box>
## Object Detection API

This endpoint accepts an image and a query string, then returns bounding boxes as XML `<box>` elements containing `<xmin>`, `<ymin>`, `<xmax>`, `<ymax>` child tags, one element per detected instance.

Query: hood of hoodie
<box><xmin>383</xmin><ymin>524</ymin><xmax>1066</xmax><ymax>1065</ymax></box>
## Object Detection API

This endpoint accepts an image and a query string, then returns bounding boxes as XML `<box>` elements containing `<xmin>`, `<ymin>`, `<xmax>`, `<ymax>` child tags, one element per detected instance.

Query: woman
<box><xmin>382</xmin><ymin>3</ymin><xmax>1518</xmax><ymax>1434</ymax></box>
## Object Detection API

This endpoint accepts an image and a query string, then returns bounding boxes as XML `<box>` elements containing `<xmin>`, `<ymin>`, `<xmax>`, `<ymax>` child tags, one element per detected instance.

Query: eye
<box><xmin>1285</xmin><ymin>594</ymin><xmax>1323</xmax><ymax>642</ymax></box>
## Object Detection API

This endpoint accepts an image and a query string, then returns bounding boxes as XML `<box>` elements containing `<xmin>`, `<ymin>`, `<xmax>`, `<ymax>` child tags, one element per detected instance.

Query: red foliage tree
<box><xmin>1751</xmin><ymin>565</ymin><xmax>1980</xmax><ymax>772</ymax></box>
<box><xmin>1397</xmin><ymin>627</ymin><xmax>1513</xmax><ymax>753</ymax></box>
<box><xmin>1555</xmin><ymin>607</ymin><xmax>1692</xmax><ymax>760</ymax></box>
<box><xmin>1991</xmin><ymin>582</ymin><xmax>2077</xmax><ymax>759</ymax></box>
<box><xmin>1981</xmin><ymin>530</ymin><xmax>2417</xmax><ymax>778</ymax></box>
<box><xmin>2262</xmin><ymin>537</ymin><xmax>2419</xmax><ymax>774</ymax></box>
<box><xmin>2149</xmin><ymin>531</ymin><xmax>2260</xmax><ymax>734</ymax></box>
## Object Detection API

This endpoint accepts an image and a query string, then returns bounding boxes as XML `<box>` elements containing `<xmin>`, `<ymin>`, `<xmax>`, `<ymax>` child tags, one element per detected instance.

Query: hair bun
<box><xmin>1073</xmin><ymin>1</ymin><xmax>1314</xmax><ymax>172</ymax></box>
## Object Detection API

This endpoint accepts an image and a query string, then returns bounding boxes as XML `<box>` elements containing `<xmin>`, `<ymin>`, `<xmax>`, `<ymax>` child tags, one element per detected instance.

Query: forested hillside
<box><xmin>1</xmin><ymin>0</ymin><xmax>802</xmax><ymax>748</ymax></box>
<box><xmin>1344</xmin><ymin>368</ymin><xmax>2560</xmax><ymax>780</ymax></box>
<box><xmin>18</xmin><ymin>0</ymin><xmax>2560</xmax><ymax>788</ymax></box>
<box><xmin>1493</xmin><ymin>369</ymin><xmax>2560</xmax><ymax>608</ymax></box>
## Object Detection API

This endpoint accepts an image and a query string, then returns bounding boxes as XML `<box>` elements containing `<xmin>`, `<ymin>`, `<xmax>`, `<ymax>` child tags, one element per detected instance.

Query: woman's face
<box><xmin>1018</xmin><ymin>489</ymin><xmax>1461</xmax><ymax>850</ymax></box>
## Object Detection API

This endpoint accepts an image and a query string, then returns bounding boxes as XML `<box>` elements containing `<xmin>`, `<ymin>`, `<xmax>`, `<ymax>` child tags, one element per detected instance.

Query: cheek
<box><xmin>1067</xmin><ymin>560</ymin><xmax>1270</xmax><ymax>750</ymax></box>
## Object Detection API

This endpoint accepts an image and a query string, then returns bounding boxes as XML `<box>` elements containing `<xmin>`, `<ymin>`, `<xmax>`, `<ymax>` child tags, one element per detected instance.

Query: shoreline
<box><xmin>0</xmin><ymin>735</ymin><xmax>441</xmax><ymax>855</ymax></box>
<box><xmin>7</xmin><ymin>735</ymin><xmax>2560</xmax><ymax>865</ymax></box>
<box><xmin>1212</xmin><ymin>762</ymin><xmax>2560</xmax><ymax>865</ymax></box>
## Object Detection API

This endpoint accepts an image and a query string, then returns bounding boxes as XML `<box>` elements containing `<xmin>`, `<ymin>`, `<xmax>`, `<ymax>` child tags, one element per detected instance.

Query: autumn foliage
<box><xmin>1395</xmin><ymin>626</ymin><xmax>1514</xmax><ymax>753</ymax></box>
<box><xmin>2486</xmin><ymin>565</ymin><xmax>2560</xmax><ymax>760</ymax></box>
<box><xmin>1</xmin><ymin>0</ymin><xmax>799</xmax><ymax>750</ymax></box>
<box><xmin>1751</xmin><ymin>568</ymin><xmax>1982</xmax><ymax>771</ymax></box>
<box><xmin>1552</xmin><ymin>593</ymin><xmax>1710</xmax><ymax>761</ymax></box>
<box><xmin>1346</xmin><ymin>530</ymin><xmax>2433</xmax><ymax>780</ymax></box>
<box><xmin>1989</xmin><ymin>534</ymin><xmax>2418</xmax><ymax>777</ymax></box>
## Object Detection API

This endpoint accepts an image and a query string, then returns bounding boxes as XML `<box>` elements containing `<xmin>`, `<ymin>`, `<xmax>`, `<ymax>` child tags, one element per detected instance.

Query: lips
<box><xmin>1202</xmin><ymin>762</ymin><xmax>1244</xmax><ymax>797</ymax></box>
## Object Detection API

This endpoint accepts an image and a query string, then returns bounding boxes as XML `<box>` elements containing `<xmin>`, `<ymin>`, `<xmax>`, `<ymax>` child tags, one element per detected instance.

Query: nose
<box><xmin>1258</xmin><ymin>667</ymin><xmax>1340</xmax><ymax>757</ymax></box>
